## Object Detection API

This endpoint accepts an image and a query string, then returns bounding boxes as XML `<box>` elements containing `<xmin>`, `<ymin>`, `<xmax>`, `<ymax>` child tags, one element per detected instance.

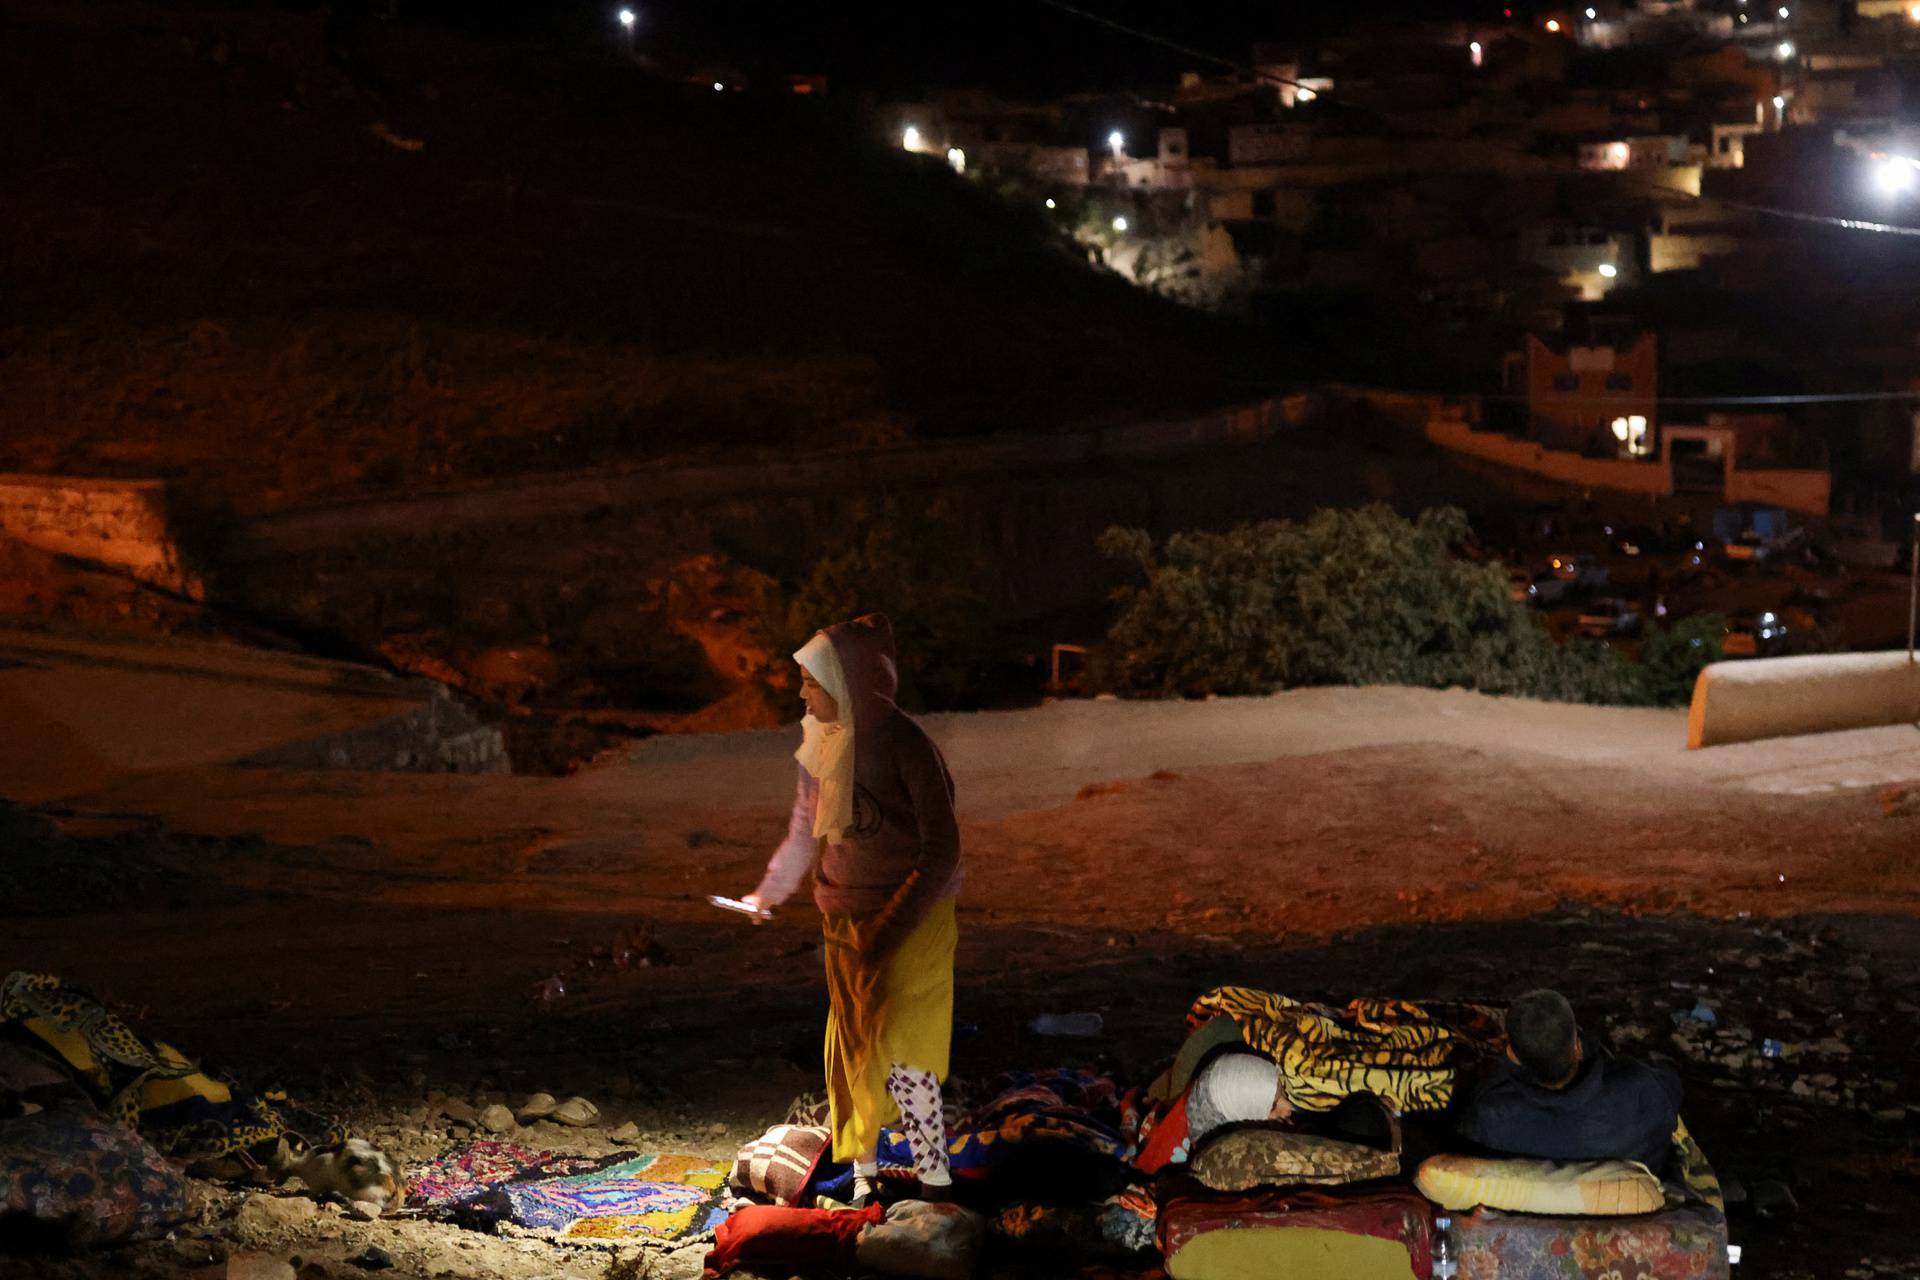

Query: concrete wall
<box><xmin>0</xmin><ymin>474</ymin><xmax>199</xmax><ymax>597</ymax></box>
<box><xmin>1425</xmin><ymin>420</ymin><xmax>1672</xmax><ymax>497</ymax></box>
<box><xmin>1689</xmin><ymin>651</ymin><xmax>1920</xmax><ymax>748</ymax></box>
<box><xmin>243</xmin><ymin>394</ymin><xmax>1318</xmax><ymax>554</ymax></box>
<box><xmin>1726</xmin><ymin>468</ymin><xmax>1831</xmax><ymax>516</ymax></box>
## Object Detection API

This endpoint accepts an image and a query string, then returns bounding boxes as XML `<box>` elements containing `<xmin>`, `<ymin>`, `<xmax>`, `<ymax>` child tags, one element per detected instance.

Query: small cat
<box><xmin>287</xmin><ymin>1138</ymin><xmax>406</xmax><ymax>1215</ymax></box>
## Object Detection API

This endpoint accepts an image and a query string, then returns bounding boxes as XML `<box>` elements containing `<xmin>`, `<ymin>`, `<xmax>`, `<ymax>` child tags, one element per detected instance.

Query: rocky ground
<box><xmin>5</xmin><ymin>691</ymin><xmax>1920</xmax><ymax>1278</ymax></box>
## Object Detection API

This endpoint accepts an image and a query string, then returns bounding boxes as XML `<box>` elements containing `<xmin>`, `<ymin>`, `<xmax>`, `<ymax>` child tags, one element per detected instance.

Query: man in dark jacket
<box><xmin>1459</xmin><ymin>990</ymin><xmax>1683</xmax><ymax>1174</ymax></box>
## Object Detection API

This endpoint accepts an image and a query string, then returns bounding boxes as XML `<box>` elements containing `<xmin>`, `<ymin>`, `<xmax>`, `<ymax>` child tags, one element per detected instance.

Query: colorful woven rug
<box><xmin>408</xmin><ymin>1140</ymin><xmax>606</xmax><ymax>1210</ymax></box>
<box><xmin>500</xmin><ymin>1153</ymin><xmax>732</xmax><ymax>1241</ymax></box>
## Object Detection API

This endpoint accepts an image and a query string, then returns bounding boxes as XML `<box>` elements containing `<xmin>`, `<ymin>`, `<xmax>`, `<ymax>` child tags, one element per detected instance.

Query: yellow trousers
<box><xmin>821</xmin><ymin>898</ymin><xmax>957</xmax><ymax>1162</ymax></box>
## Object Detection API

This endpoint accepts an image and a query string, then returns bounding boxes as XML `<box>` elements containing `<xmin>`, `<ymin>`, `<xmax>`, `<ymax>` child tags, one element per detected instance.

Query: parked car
<box><xmin>1547</xmin><ymin>553</ymin><xmax>1610</xmax><ymax>588</ymax></box>
<box><xmin>1605</xmin><ymin>524</ymin><xmax>1670</xmax><ymax>557</ymax></box>
<box><xmin>1513</xmin><ymin>571</ymin><xmax>1569</xmax><ymax>606</ymax></box>
<box><xmin>1578</xmin><ymin>597</ymin><xmax>1642</xmax><ymax>637</ymax></box>
<box><xmin>1722</xmin><ymin>611</ymin><xmax>1791</xmax><ymax>657</ymax></box>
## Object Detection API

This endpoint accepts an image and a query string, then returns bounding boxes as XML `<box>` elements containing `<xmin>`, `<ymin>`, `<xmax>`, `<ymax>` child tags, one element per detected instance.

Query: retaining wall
<box><xmin>1423</xmin><ymin>420</ymin><xmax>1672</xmax><ymax>497</ymax></box>
<box><xmin>242</xmin><ymin>394</ymin><xmax>1318</xmax><ymax>555</ymax></box>
<box><xmin>0</xmin><ymin>474</ymin><xmax>199</xmax><ymax>596</ymax></box>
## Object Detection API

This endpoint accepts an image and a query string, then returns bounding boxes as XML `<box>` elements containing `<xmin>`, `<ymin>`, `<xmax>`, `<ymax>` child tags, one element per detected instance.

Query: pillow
<box><xmin>729</xmin><ymin>1124</ymin><xmax>830</xmax><ymax>1206</ymax></box>
<box><xmin>1190</xmin><ymin>1126</ymin><xmax>1400</xmax><ymax>1192</ymax></box>
<box><xmin>702</xmin><ymin>1202</ymin><xmax>881</xmax><ymax>1278</ymax></box>
<box><xmin>1415</xmin><ymin>1154</ymin><xmax>1664</xmax><ymax>1216</ymax></box>
<box><xmin>855</xmin><ymin>1200</ymin><xmax>985</xmax><ymax>1280</ymax></box>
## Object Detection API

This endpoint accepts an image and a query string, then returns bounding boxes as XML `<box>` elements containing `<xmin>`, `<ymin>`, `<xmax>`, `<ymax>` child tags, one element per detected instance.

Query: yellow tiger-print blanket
<box><xmin>1187</xmin><ymin>987</ymin><xmax>1508</xmax><ymax>1114</ymax></box>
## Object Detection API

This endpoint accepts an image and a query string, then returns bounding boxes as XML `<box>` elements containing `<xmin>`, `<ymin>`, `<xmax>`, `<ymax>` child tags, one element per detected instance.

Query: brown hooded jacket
<box><xmin>755</xmin><ymin>614</ymin><xmax>961</xmax><ymax>958</ymax></box>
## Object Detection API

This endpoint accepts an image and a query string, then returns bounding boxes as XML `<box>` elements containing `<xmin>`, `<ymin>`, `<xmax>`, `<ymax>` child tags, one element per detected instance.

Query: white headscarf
<box><xmin>793</xmin><ymin>632</ymin><xmax>855</xmax><ymax>845</ymax></box>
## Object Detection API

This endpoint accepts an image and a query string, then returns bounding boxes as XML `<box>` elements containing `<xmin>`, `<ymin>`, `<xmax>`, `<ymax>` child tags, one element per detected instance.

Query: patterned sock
<box><xmin>852</xmin><ymin>1158</ymin><xmax>879</xmax><ymax>1204</ymax></box>
<box><xmin>886</xmin><ymin>1065</ymin><xmax>952</xmax><ymax>1186</ymax></box>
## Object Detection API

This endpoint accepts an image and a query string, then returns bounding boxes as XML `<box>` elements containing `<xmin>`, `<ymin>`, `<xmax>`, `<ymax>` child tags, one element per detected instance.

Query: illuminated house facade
<box><xmin>1519</xmin><ymin>333</ymin><xmax>1659</xmax><ymax>457</ymax></box>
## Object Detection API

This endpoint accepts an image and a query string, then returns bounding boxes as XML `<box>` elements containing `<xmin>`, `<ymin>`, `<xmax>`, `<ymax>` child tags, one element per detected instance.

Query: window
<box><xmin>1251</xmin><ymin>190</ymin><xmax>1277</xmax><ymax>218</ymax></box>
<box><xmin>1552</xmin><ymin>374</ymin><xmax>1580</xmax><ymax>391</ymax></box>
<box><xmin>1605</xmin><ymin>373</ymin><xmax>1633</xmax><ymax>390</ymax></box>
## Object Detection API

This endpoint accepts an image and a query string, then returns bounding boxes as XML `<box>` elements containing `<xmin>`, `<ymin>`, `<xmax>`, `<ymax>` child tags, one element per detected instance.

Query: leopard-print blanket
<box><xmin>2</xmin><ymin>971</ymin><xmax>348</xmax><ymax>1172</ymax></box>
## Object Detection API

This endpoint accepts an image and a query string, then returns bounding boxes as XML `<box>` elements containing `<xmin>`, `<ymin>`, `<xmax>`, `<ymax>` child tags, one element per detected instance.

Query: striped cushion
<box><xmin>729</xmin><ymin>1125</ymin><xmax>830</xmax><ymax>1207</ymax></box>
<box><xmin>1415</xmin><ymin>1154</ymin><xmax>1664</xmax><ymax>1216</ymax></box>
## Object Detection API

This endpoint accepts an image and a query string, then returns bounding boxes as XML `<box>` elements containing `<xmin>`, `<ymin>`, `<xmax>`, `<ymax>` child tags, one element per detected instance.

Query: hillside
<box><xmin>1</xmin><ymin>4</ymin><xmax>1276</xmax><ymax>514</ymax></box>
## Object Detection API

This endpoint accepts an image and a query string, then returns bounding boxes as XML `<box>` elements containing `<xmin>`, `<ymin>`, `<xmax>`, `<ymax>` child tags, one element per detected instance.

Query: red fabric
<box><xmin>1133</xmin><ymin>1094</ymin><xmax>1192</xmax><ymax>1175</ymax></box>
<box><xmin>703</xmin><ymin>1202</ymin><xmax>884</xmax><ymax>1278</ymax></box>
<box><xmin>1159</xmin><ymin>1185</ymin><xmax>1434</xmax><ymax>1278</ymax></box>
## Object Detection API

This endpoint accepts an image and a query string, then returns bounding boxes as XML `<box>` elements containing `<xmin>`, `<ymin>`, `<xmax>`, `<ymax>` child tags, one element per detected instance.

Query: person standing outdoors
<box><xmin>742</xmin><ymin>614</ymin><xmax>961</xmax><ymax>1204</ymax></box>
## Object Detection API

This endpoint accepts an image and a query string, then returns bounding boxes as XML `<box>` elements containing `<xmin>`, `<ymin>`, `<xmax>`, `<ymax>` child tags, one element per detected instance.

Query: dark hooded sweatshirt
<box><xmin>755</xmin><ymin>615</ymin><xmax>961</xmax><ymax>957</ymax></box>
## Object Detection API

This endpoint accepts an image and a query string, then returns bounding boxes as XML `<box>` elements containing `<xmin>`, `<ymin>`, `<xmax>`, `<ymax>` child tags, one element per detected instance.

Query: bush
<box><xmin>1099</xmin><ymin>505</ymin><xmax>1708</xmax><ymax>708</ymax></box>
<box><xmin>769</xmin><ymin>498</ymin><xmax>995</xmax><ymax>710</ymax></box>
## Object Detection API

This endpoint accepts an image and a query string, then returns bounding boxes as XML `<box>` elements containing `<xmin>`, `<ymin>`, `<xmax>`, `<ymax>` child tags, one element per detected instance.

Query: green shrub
<box><xmin>1099</xmin><ymin>505</ymin><xmax>1706</xmax><ymax>707</ymax></box>
<box><xmin>770</xmin><ymin>498</ymin><xmax>995</xmax><ymax>710</ymax></box>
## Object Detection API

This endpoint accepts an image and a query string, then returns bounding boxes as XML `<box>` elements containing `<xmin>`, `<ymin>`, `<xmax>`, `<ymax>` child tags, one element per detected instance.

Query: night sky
<box><xmin>360</xmin><ymin>0</ymin><xmax>1516</xmax><ymax>94</ymax></box>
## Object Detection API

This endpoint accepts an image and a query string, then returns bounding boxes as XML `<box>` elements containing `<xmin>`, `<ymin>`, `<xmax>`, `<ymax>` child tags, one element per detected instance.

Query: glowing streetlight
<box><xmin>1545</xmin><ymin>18</ymin><xmax>1562</xmax><ymax>32</ymax></box>
<box><xmin>1776</xmin><ymin>40</ymin><xmax>1795</xmax><ymax>59</ymax></box>
<box><xmin>1777</xmin><ymin>5</ymin><xmax>1789</xmax><ymax>16</ymax></box>
<box><xmin>617</xmin><ymin>7</ymin><xmax>635</xmax><ymax>28</ymax></box>
<box><xmin>902</xmin><ymin>125</ymin><xmax>921</xmax><ymax>151</ymax></box>
<box><xmin>1297</xmin><ymin>87</ymin><xmax>1318</xmax><ymax>103</ymax></box>
<box><xmin>1874</xmin><ymin>155</ymin><xmax>1918</xmax><ymax>198</ymax></box>
<box><xmin>1772</xmin><ymin>94</ymin><xmax>1786</xmax><ymax>110</ymax></box>
<box><xmin>946</xmin><ymin>147</ymin><xmax>966</xmax><ymax>174</ymax></box>
<box><xmin>1470</xmin><ymin>40</ymin><xmax>1483</xmax><ymax>66</ymax></box>
<box><xmin>1045</xmin><ymin>198</ymin><xmax>1057</xmax><ymax>209</ymax></box>
<box><xmin>1108</xmin><ymin>130</ymin><xmax>1126</xmax><ymax>157</ymax></box>
<box><xmin>1112</xmin><ymin>215</ymin><xmax>1129</xmax><ymax>232</ymax></box>
<box><xmin>1585</xmin><ymin>6</ymin><xmax>1596</xmax><ymax>17</ymax></box>
<box><xmin>1598</xmin><ymin>262</ymin><xmax>1619</xmax><ymax>278</ymax></box>
<box><xmin>712</xmin><ymin>81</ymin><xmax>725</xmax><ymax>92</ymax></box>
<box><xmin>1910</xmin><ymin>1</ymin><xmax>1920</xmax><ymax>21</ymax></box>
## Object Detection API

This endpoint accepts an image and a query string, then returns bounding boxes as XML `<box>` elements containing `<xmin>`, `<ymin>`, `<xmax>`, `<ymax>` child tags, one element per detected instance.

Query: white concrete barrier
<box><xmin>1688</xmin><ymin>651</ymin><xmax>1920</xmax><ymax>749</ymax></box>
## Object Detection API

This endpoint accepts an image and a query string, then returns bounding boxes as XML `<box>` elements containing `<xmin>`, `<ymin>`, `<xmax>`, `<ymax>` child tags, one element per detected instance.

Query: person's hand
<box><xmin>740</xmin><ymin>893</ymin><xmax>769</xmax><ymax>924</ymax></box>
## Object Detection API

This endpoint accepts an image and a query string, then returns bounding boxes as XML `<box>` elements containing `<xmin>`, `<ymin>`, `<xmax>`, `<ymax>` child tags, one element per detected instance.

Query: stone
<box><xmin>345</xmin><ymin>1201</ymin><xmax>384</xmax><ymax>1222</ymax></box>
<box><xmin>707</xmin><ymin>1122</ymin><xmax>730</xmax><ymax>1137</ymax></box>
<box><xmin>610</xmin><ymin>1122</ymin><xmax>641</xmax><ymax>1143</ymax></box>
<box><xmin>438</xmin><ymin>1099</ymin><xmax>479</xmax><ymax>1125</ymax></box>
<box><xmin>552</xmin><ymin>1096</ymin><xmax>600</xmax><ymax>1127</ymax></box>
<box><xmin>479</xmin><ymin>1104</ymin><xmax>515</xmax><ymax>1134</ymax></box>
<box><xmin>227</xmin><ymin>1253</ymin><xmax>297</xmax><ymax>1280</ymax></box>
<box><xmin>236</xmin><ymin>1193</ymin><xmax>318</xmax><ymax>1235</ymax></box>
<box><xmin>1752</xmin><ymin>1179</ymin><xmax>1799</xmax><ymax>1219</ymax></box>
<box><xmin>348</xmin><ymin>1246</ymin><xmax>394</xmax><ymax>1271</ymax></box>
<box><xmin>516</xmin><ymin>1092</ymin><xmax>559</xmax><ymax>1124</ymax></box>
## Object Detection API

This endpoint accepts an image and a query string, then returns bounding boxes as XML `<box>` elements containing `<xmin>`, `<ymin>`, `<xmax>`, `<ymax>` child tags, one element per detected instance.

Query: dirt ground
<box><xmin>5</xmin><ymin>694</ymin><xmax>1920</xmax><ymax>1279</ymax></box>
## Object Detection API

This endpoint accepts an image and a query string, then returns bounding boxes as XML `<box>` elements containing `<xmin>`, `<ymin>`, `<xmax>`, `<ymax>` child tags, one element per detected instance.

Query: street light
<box><xmin>1045</xmin><ymin>198</ymin><xmax>1057</xmax><ymax>209</ymax></box>
<box><xmin>1772</xmin><ymin>94</ymin><xmax>1785</xmax><ymax>110</ymax></box>
<box><xmin>1112</xmin><ymin>215</ymin><xmax>1129</xmax><ymax>232</ymax></box>
<box><xmin>712</xmin><ymin>81</ymin><xmax>724</xmax><ymax>92</ymax></box>
<box><xmin>1470</xmin><ymin>40</ymin><xmax>1483</xmax><ymax>66</ymax></box>
<box><xmin>1598</xmin><ymin>262</ymin><xmax>1619</xmax><ymax>278</ymax></box>
<box><xmin>617</xmin><ymin>7</ymin><xmax>635</xmax><ymax>28</ymax></box>
<box><xmin>1777</xmin><ymin>5</ymin><xmax>1789</xmax><ymax>17</ymax></box>
<box><xmin>1545</xmin><ymin>18</ymin><xmax>1562</xmax><ymax>32</ymax></box>
<box><xmin>1776</xmin><ymin>40</ymin><xmax>1795</xmax><ymax>59</ymax></box>
<box><xmin>1108</xmin><ymin>130</ymin><xmax>1126</xmax><ymax>157</ymax></box>
<box><xmin>1585</xmin><ymin>7</ymin><xmax>1596</xmax><ymax>17</ymax></box>
<box><xmin>1873</xmin><ymin>155</ymin><xmax>1918</xmax><ymax>198</ymax></box>
<box><xmin>902</xmin><ymin>125</ymin><xmax>921</xmax><ymax>151</ymax></box>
